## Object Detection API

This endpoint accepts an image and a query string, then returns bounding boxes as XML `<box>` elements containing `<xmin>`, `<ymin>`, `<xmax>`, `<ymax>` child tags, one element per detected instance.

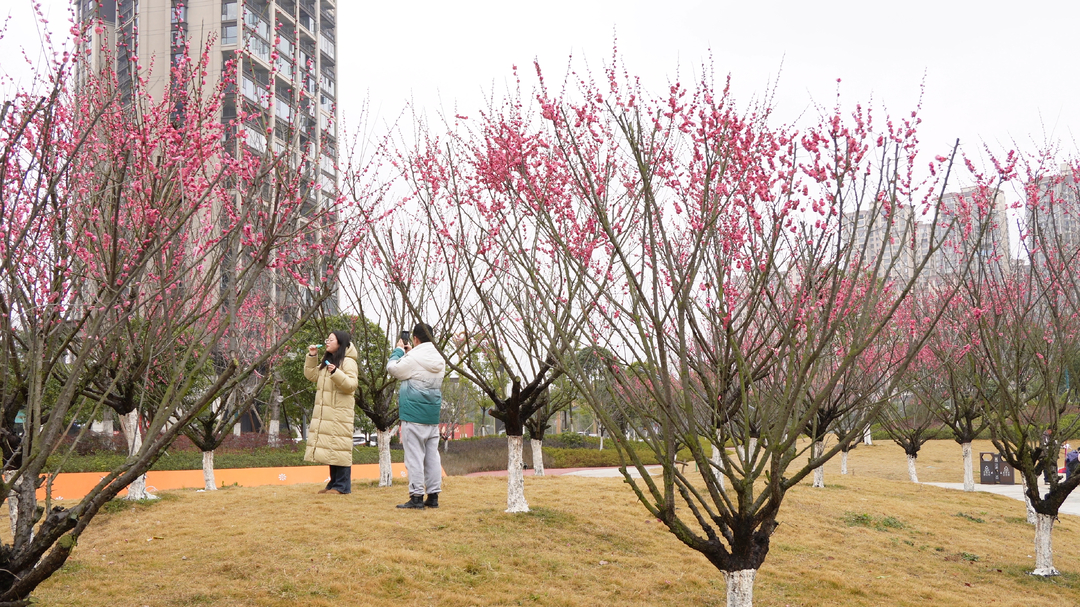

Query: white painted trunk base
<box><xmin>962</xmin><ymin>442</ymin><xmax>974</xmax><ymax>492</ymax></box>
<box><xmin>841</xmin><ymin>451</ymin><xmax>849</xmax><ymax>475</ymax></box>
<box><xmin>120</xmin><ymin>411</ymin><xmax>156</xmax><ymax>500</ymax></box>
<box><xmin>267</xmin><ymin>419</ymin><xmax>281</xmax><ymax>447</ymax></box>
<box><xmin>506</xmin><ymin>436</ymin><xmax>529</xmax><ymax>513</ymax></box>
<box><xmin>530</xmin><ymin>439</ymin><xmax>545</xmax><ymax>476</ymax></box>
<box><xmin>907</xmin><ymin>454</ymin><xmax>918</xmax><ymax>483</ymax></box>
<box><xmin>863</xmin><ymin>426</ymin><xmax>873</xmax><ymax>446</ymax></box>
<box><xmin>1022</xmin><ymin>476</ymin><xmax>1037</xmax><ymax>524</ymax></box>
<box><xmin>202</xmin><ymin>451</ymin><xmax>217</xmax><ymax>491</ymax></box>
<box><xmin>233</xmin><ymin>423</ymin><xmax>242</xmax><ymax>436</ymax></box>
<box><xmin>812</xmin><ymin>441</ymin><xmax>825</xmax><ymax>488</ymax></box>
<box><xmin>723</xmin><ymin>569</ymin><xmax>756</xmax><ymax>607</ymax></box>
<box><xmin>711</xmin><ymin>430</ymin><xmax>726</xmax><ymax>491</ymax></box>
<box><xmin>377</xmin><ymin>430</ymin><xmax>393</xmax><ymax>487</ymax></box>
<box><xmin>1032</xmin><ymin>513</ymin><xmax>1059</xmax><ymax>576</ymax></box>
<box><xmin>4</xmin><ymin>472</ymin><xmax>18</xmax><ymax>537</ymax></box>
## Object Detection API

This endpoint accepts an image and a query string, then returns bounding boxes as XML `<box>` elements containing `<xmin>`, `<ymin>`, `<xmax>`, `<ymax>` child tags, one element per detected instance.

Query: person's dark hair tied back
<box><xmin>412</xmin><ymin>323</ymin><xmax>434</xmax><ymax>344</ymax></box>
<box><xmin>321</xmin><ymin>330</ymin><xmax>352</xmax><ymax>369</ymax></box>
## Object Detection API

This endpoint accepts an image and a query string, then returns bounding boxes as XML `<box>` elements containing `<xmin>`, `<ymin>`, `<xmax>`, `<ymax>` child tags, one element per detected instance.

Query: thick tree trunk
<box><xmin>506</xmin><ymin>435</ymin><xmax>529</xmax><ymax>513</ymax></box>
<box><xmin>863</xmin><ymin>425</ymin><xmax>873</xmax><ymax>446</ymax></box>
<box><xmin>202</xmin><ymin>451</ymin><xmax>217</xmax><ymax>491</ymax></box>
<box><xmin>1022</xmin><ymin>476</ymin><xmax>1037</xmax><ymax>524</ymax></box>
<box><xmin>233</xmin><ymin>422</ymin><xmax>242</xmax><ymax>436</ymax></box>
<box><xmin>723</xmin><ymin>569</ymin><xmax>755</xmax><ymax>607</ymax></box>
<box><xmin>267</xmin><ymin>379</ymin><xmax>282</xmax><ymax>447</ymax></box>
<box><xmin>4</xmin><ymin>472</ymin><xmax>18</xmax><ymax>538</ymax></box>
<box><xmin>841</xmin><ymin>451</ymin><xmax>849</xmax><ymax>475</ymax></box>
<box><xmin>1032</xmin><ymin>513</ymin><xmax>1059</xmax><ymax>576</ymax></box>
<box><xmin>377</xmin><ymin>429</ymin><xmax>392</xmax><ymax>487</ymax></box>
<box><xmin>812</xmin><ymin>440</ymin><xmax>825</xmax><ymax>488</ymax></box>
<box><xmin>267</xmin><ymin>419</ymin><xmax>281</xmax><ymax>447</ymax></box>
<box><xmin>120</xmin><ymin>411</ymin><xmax>156</xmax><ymax>500</ymax></box>
<box><xmin>530</xmin><ymin>439</ymin><xmax>545</xmax><ymax>476</ymax></box>
<box><xmin>962</xmin><ymin>442</ymin><xmax>974</xmax><ymax>492</ymax></box>
<box><xmin>711</xmin><ymin>430</ymin><xmax>726</xmax><ymax>491</ymax></box>
<box><xmin>907</xmin><ymin>454</ymin><xmax>918</xmax><ymax>483</ymax></box>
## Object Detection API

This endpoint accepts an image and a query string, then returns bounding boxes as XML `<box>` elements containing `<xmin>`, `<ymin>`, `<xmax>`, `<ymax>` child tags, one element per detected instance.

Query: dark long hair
<box><xmin>320</xmin><ymin>331</ymin><xmax>352</xmax><ymax>370</ymax></box>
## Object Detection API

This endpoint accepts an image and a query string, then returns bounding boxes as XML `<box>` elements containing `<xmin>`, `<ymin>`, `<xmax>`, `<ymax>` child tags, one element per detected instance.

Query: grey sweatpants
<box><xmin>401</xmin><ymin>421</ymin><xmax>441</xmax><ymax>496</ymax></box>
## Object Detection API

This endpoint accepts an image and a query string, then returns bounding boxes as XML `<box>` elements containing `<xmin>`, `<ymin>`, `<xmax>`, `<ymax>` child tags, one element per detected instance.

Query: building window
<box><xmin>222</xmin><ymin>1</ymin><xmax>238</xmax><ymax>21</ymax></box>
<box><xmin>222</xmin><ymin>23</ymin><xmax>237</xmax><ymax>46</ymax></box>
<box><xmin>319</xmin><ymin>32</ymin><xmax>335</xmax><ymax>60</ymax></box>
<box><xmin>247</xmin><ymin>35</ymin><xmax>271</xmax><ymax>63</ymax></box>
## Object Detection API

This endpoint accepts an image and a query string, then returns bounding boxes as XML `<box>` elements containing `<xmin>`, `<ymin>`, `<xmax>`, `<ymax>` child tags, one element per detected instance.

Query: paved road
<box><xmin>477</xmin><ymin>466</ymin><xmax>1080</xmax><ymax>518</ymax></box>
<box><xmin>923</xmin><ymin>481</ymin><xmax>1080</xmax><ymax>517</ymax></box>
<box><xmin>563</xmin><ymin>467</ymin><xmax>1080</xmax><ymax>518</ymax></box>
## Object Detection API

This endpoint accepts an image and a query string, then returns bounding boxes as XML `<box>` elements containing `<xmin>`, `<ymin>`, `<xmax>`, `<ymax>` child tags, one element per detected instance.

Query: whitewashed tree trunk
<box><xmin>723</xmin><ymin>569</ymin><xmax>755</xmax><ymax>607</ymax></box>
<box><xmin>506</xmin><ymin>435</ymin><xmax>529</xmax><ymax>513</ymax></box>
<box><xmin>711</xmin><ymin>430</ymin><xmax>726</xmax><ymax>491</ymax></box>
<box><xmin>841</xmin><ymin>451</ymin><xmax>849</xmax><ymax>475</ymax></box>
<box><xmin>377</xmin><ymin>429</ymin><xmax>392</xmax><ymax>487</ymax></box>
<box><xmin>267</xmin><ymin>379</ymin><xmax>282</xmax><ymax>447</ymax></box>
<box><xmin>530</xmin><ymin>438</ymin><xmax>545</xmax><ymax>476</ymax></box>
<box><xmin>202</xmin><ymin>451</ymin><xmax>217</xmax><ymax>491</ymax></box>
<box><xmin>233</xmin><ymin>422</ymin><xmax>242</xmax><ymax>436</ymax></box>
<box><xmin>962</xmin><ymin>442</ymin><xmax>974</xmax><ymax>492</ymax></box>
<box><xmin>1032</xmin><ymin>513</ymin><xmax>1059</xmax><ymax>576</ymax></box>
<box><xmin>267</xmin><ymin>419</ymin><xmax>281</xmax><ymax>447</ymax></box>
<box><xmin>863</xmin><ymin>425</ymin><xmax>873</xmax><ymax>446</ymax></box>
<box><xmin>907</xmin><ymin>454</ymin><xmax>918</xmax><ymax>483</ymax></box>
<box><xmin>120</xmin><ymin>410</ymin><xmax>156</xmax><ymax>500</ymax></box>
<box><xmin>812</xmin><ymin>440</ymin><xmax>825</xmax><ymax>488</ymax></box>
<box><xmin>1022</xmin><ymin>475</ymin><xmax>1037</xmax><ymax>524</ymax></box>
<box><xmin>4</xmin><ymin>471</ymin><xmax>19</xmax><ymax>538</ymax></box>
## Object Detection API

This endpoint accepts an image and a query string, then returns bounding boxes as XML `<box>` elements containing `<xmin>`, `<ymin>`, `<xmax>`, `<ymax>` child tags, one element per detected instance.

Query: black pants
<box><xmin>326</xmin><ymin>465</ymin><xmax>352</xmax><ymax>493</ymax></box>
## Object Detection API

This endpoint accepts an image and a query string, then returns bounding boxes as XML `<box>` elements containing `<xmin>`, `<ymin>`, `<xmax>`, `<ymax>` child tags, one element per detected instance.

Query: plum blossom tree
<box><xmin>370</xmin><ymin>89</ymin><xmax>615</xmax><ymax>512</ymax></box>
<box><xmin>954</xmin><ymin>159</ymin><xmax>1080</xmax><ymax>576</ymax></box>
<box><xmin>0</xmin><ymin>20</ymin><xmax>374</xmax><ymax>601</ymax></box>
<box><xmin>510</xmin><ymin>57</ymin><xmax>969</xmax><ymax>605</ymax></box>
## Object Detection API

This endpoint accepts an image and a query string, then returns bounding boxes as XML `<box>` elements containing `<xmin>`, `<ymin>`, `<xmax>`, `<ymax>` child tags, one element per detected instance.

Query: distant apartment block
<box><xmin>1027</xmin><ymin>167</ymin><xmax>1080</xmax><ymax>264</ymax></box>
<box><xmin>844</xmin><ymin>188</ymin><xmax>1011</xmax><ymax>287</ymax></box>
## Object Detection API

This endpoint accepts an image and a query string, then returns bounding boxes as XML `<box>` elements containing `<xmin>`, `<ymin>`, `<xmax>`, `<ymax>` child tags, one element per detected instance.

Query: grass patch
<box><xmin>955</xmin><ymin>512</ymin><xmax>987</xmax><ymax>523</ymax></box>
<box><xmin>101</xmin><ymin>492</ymin><xmax>178</xmax><ymax>514</ymax></box>
<box><xmin>843</xmin><ymin>512</ymin><xmax>906</xmax><ymax>531</ymax></box>
<box><xmin>21</xmin><ymin>438</ymin><xmax>1080</xmax><ymax>606</ymax></box>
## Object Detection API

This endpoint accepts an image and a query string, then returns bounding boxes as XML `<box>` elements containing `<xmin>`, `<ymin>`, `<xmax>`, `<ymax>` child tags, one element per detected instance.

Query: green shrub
<box><xmin>545</xmin><ymin>446</ymin><xmax>660</xmax><ymax>468</ymax></box>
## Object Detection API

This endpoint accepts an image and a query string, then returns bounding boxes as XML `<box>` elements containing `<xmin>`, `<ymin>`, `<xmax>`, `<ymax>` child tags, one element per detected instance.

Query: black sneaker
<box><xmin>424</xmin><ymin>493</ymin><xmax>439</xmax><ymax>508</ymax></box>
<box><xmin>396</xmin><ymin>495</ymin><xmax>425</xmax><ymax>509</ymax></box>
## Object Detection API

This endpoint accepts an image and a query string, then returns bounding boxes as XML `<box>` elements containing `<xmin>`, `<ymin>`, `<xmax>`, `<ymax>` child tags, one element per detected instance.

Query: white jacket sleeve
<box><xmin>386</xmin><ymin>348</ymin><xmax>421</xmax><ymax>381</ymax></box>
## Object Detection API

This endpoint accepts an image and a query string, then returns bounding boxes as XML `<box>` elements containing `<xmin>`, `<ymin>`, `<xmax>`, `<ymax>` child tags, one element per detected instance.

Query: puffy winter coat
<box><xmin>386</xmin><ymin>342</ymin><xmax>445</xmax><ymax>425</ymax></box>
<box><xmin>304</xmin><ymin>344</ymin><xmax>359</xmax><ymax>467</ymax></box>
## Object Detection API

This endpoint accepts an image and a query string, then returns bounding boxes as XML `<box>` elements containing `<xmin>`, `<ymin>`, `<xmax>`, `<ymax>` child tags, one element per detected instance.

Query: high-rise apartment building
<box><xmin>75</xmin><ymin>0</ymin><xmax>338</xmax><ymax>211</ymax></box>
<box><xmin>1028</xmin><ymin>166</ymin><xmax>1080</xmax><ymax>263</ymax></box>
<box><xmin>75</xmin><ymin>0</ymin><xmax>340</xmax><ymax>313</ymax></box>
<box><xmin>917</xmin><ymin>188</ymin><xmax>1011</xmax><ymax>285</ymax></box>
<box><xmin>843</xmin><ymin>188</ymin><xmax>1011</xmax><ymax>287</ymax></box>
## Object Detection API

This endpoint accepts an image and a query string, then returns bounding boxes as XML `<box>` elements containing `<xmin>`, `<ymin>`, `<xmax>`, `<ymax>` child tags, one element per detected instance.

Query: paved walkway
<box><xmin>469</xmin><ymin>467</ymin><xmax>1080</xmax><ymax>518</ymax></box>
<box><xmin>923</xmin><ymin>481</ymin><xmax>1080</xmax><ymax>517</ymax></box>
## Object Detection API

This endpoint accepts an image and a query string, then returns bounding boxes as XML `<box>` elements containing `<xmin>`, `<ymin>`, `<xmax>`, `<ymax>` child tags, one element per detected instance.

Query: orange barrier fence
<box><xmin>34</xmin><ymin>462</ymin><xmax>433</xmax><ymax>501</ymax></box>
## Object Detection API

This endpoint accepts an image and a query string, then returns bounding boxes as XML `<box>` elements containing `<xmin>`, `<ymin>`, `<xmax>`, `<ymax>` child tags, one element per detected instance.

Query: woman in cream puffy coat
<box><xmin>304</xmin><ymin>331</ymin><xmax>359</xmax><ymax>494</ymax></box>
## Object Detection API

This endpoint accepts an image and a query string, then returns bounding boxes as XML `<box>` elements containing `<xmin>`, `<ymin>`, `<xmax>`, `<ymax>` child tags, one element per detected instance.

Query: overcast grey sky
<box><xmin>5</xmin><ymin>0</ymin><xmax>1078</xmax><ymax>177</ymax></box>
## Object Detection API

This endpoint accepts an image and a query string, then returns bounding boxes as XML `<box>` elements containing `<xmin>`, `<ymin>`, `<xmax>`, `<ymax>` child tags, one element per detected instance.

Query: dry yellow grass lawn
<box><xmin>26</xmin><ymin>439</ymin><xmax>1080</xmax><ymax>606</ymax></box>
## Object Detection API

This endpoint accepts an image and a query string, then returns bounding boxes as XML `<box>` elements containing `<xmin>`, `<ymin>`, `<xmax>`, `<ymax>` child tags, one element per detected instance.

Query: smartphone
<box><xmin>399</xmin><ymin>330</ymin><xmax>410</xmax><ymax>344</ymax></box>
